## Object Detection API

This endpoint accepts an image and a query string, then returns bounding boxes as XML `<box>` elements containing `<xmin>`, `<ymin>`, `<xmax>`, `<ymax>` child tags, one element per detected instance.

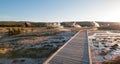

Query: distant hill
<box><xmin>97</xmin><ymin>22</ymin><xmax>120</xmax><ymax>30</ymax></box>
<box><xmin>61</xmin><ymin>21</ymin><xmax>93</xmax><ymax>27</ymax></box>
<box><xmin>0</xmin><ymin>21</ymin><xmax>46</xmax><ymax>27</ymax></box>
<box><xmin>0</xmin><ymin>21</ymin><xmax>120</xmax><ymax>29</ymax></box>
<box><xmin>0</xmin><ymin>21</ymin><xmax>24</xmax><ymax>27</ymax></box>
<box><xmin>97</xmin><ymin>22</ymin><xmax>120</xmax><ymax>26</ymax></box>
<box><xmin>62</xmin><ymin>21</ymin><xmax>120</xmax><ymax>30</ymax></box>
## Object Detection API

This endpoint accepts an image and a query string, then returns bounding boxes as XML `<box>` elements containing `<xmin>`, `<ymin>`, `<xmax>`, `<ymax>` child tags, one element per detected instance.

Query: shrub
<box><xmin>7</xmin><ymin>27</ymin><xmax>24</xmax><ymax>35</ymax></box>
<box><xmin>46</xmin><ymin>26</ymin><xmax>55</xmax><ymax>29</ymax></box>
<box><xmin>110</xmin><ymin>44</ymin><xmax>118</xmax><ymax>50</ymax></box>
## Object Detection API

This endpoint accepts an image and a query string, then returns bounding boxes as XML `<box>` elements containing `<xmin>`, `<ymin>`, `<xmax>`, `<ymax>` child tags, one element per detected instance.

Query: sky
<box><xmin>0</xmin><ymin>0</ymin><xmax>120</xmax><ymax>22</ymax></box>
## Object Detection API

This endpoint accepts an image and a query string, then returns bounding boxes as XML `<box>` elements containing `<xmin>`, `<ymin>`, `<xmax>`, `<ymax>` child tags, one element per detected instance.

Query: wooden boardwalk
<box><xmin>44</xmin><ymin>30</ymin><xmax>90</xmax><ymax>64</ymax></box>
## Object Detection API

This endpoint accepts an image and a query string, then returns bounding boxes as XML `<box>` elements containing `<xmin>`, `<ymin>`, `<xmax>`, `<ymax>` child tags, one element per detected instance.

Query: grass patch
<box><xmin>6</xmin><ymin>47</ymin><xmax>58</xmax><ymax>59</ymax></box>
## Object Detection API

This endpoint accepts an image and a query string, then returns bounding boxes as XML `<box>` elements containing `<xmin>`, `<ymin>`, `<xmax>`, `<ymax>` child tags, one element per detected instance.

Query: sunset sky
<box><xmin>0</xmin><ymin>0</ymin><xmax>120</xmax><ymax>22</ymax></box>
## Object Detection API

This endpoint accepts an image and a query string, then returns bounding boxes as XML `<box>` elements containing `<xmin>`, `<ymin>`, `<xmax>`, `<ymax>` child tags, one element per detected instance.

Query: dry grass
<box><xmin>18</xmin><ymin>37</ymin><xmax>48</xmax><ymax>44</ymax></box>
<box><xmin>103</xmin><ymin>56</ymin><xmax>120</xmax><ymax>64</ymax></box>
<box><xmin>0</xmin><ymin>48</ymin><xmax>9</xmax><ymax>54</ymax></box>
